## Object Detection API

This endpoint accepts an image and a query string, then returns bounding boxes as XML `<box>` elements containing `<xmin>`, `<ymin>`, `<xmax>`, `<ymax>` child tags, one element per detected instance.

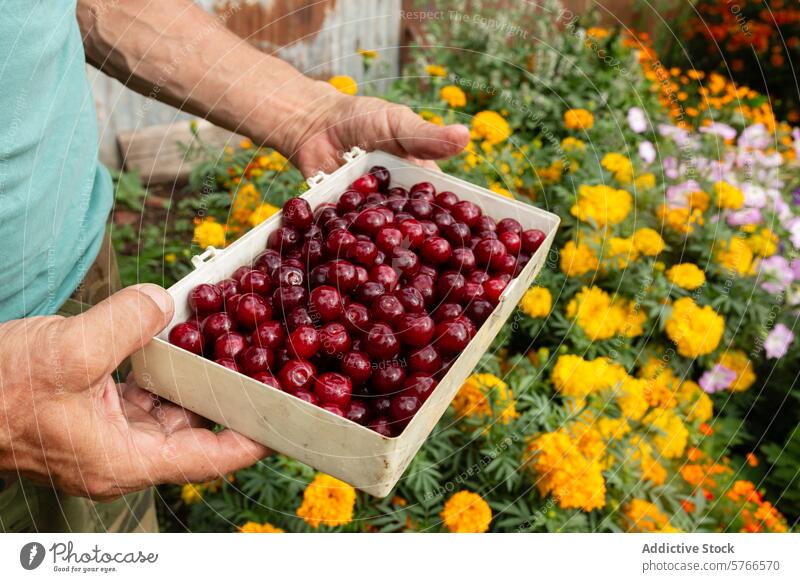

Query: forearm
<box><xmin>77</xmin><ymin>0</ymin><xmax>340</xmax><ymax>155</ymax></box>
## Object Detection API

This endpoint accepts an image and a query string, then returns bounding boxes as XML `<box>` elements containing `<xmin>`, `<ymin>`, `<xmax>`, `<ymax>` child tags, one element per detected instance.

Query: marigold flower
<box><xmin>471</xmin><ymin>110</ymin><xmax>511</xmax><ymax>145</ymax></box>
<box><xmin>560</xmin><ymin>240</ymin><xmax>599</xmax><ymax>276</ymax></box>
<box><xmin>440</xmin><ymin>491</ymin><xmax>492</xmax><ymax>533</ymax></box>
<box><xmin>551</xmin><ymin>354</ymin><xmax>625</xmax><ymax>401</ymax></box>
<box><xmin>564</xmin><ymin>108</ymin><xmax>595</xmax><ymax>130</ymax></box>
<box><xmin>239</xmin><ymin>521</ymin><xmax>284</xmax><ymax>533</ymax></box>
<box><xmin>621</xmin><ymin>499</ymin><xmax>678</xmax><ymax>532</ymax></box>
<box><xmin>712</xmin><ymin>180</ymin><xmax>744</xmax><ymax>209</ymax></box>
<box><xmin>657</xmin><ymin>204</ymin><xmax>704</xmax><ymax>234</ymax></box>
<box><xmin>193</xmin><ymin>217</ymin><xmax>226</xmax><ymax>249</ymax></box>
<box><xmin>665</xmin><ymin>297</ymin><xmax>724</xmax><ymax>357</ymax></box>
<box><xmin>746</xmin><ymin>227</ymin><xmax>778</xmax><ymax>257</ymax></box>
<box><xmin>617</xmin><ymin>376</ymin><xmax>650</xmax><ymax>421</ymax></box>
<box><xmin>452</xmin><ymin>373</ymin><xmax>517</xmax><ymax>424</ymax></box>
<box><xmin>489</xmin><ymin>183</ymin><xmax>514</xmax><ymax>198</ymax></box>
<box><xmin>570</xmin><ymin>184</ymin><xmax>632</xmax><ymax>227</ymax></box>
<box><xmin>181</xmin><ymin>484</ymin><xmax>203</xmax><ymax>505</ymax></box>
<box><xmin>604</xmin><ymin>236</ymin><xmax>639</xmax><ymax>268</ymax></box>
<box><xmin>440</xmin><ymin>84</ymin><xmax>467</xmax><ymax>107</ymax></box>
<box><xmin>666</xmin><ymin>263</ymin><xmax>706</xmax><ymax>290</ymax></box>
<box><xmin>716</xmin><ymin>350</ymin><xmax>756</xmax><ymax>391</ymax></box>
<box><xmin>601</xmin><ymin>152</ymin><xmax>634</xmax><ymax>183</ymax></box>
<box><xmin>632</xmin><ymin>228</ymin><xmax>665</xmax><ymax>256</ymax></box>
<box><xmin>328</xmin><ymin>75</ymin><xmax>358</xmax><ymax>95</ymax></box>
<box><xmin>644</xmin><ymin>408</ymin><xmax>688</xmax><ymax>458</ymax></box>
<box><xmin>519</xmin><ymin>286</ymin><xmax>552</xmax><ymax>318</ymax></box>
<box><xmin>677</xmin><ymin>380</ymin><xmax>713</xmax><ymax>422</ymax></box>
<box><xmin>249</xmin><ymin>202</ymin><xmax>280</xmax><ymax>227</ymax></box>
<box><xmin>296</xmin><ymin>474</ymin><xmax>357</xmax><ymax>528</ymax></box>
<box><xmin>635</xmin><ymin>172</ymin><xmax>656</xmax><ymax>189</ymax></box>
<box><xmin>561</xmin><ymin>137</ymin><xmax>586</xmax><ymax>152</ymax></box>
<box><xmin>716</xmin><ymin>237</ymin><xmax>753</xmax><ymax>275</ymax></box>
<box><xmin>357</xmin><ymin>48</ymin><xmax>378</xmax><ymax>59</ymax></box>
<box><xmin>426</xmin><ymin>64</ymin><xmax>447</xmax><ymax>77</ymax></box>
<box><xmin>231</xmin><ymin>183</ymin><xmax>260</xmax><ymax>223</ymax></box>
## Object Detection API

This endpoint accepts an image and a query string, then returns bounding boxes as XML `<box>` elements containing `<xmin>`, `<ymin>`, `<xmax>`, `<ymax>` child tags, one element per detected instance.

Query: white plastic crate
<box><xmin>131</xmin><ymin>148</ymin><xmax>560</xmax><ymax>497</ymax></box>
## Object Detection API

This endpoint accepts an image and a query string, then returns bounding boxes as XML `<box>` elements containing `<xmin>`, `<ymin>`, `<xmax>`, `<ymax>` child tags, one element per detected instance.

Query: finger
<box><xmin>404</xmin><ymin>156</ymin><xmax>442</xmax><ymax>172</ymax></box>
<box><xmin>390</xmin><ymin>109</ymin><xmax>470</xmax><ymax>160</ymax></box>
<box><xmin>147</xmin><ymin>428</ymin><xmax>270</xmax><ymax>484</ymax></box>
<box><xmin>60</xmin><ymin>284</ymin><xmax>174</xmax><ymax>379</ymax></box>
<box><xmin>151</xmin><ymin>400</ymin><xmax>213</xmax><ymax>434</ymax></box>
<box><xmin>121</xmin><ymin>381</ymin><xmax>159</xmax><ymax>413</ymax></box>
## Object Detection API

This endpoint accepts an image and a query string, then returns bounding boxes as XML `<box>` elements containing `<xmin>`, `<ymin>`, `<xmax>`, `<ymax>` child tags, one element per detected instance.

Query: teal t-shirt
<box><xmin>0</xmin><ymin>0</ymin><xmax>112</xmax><ymax>321</ymax></box>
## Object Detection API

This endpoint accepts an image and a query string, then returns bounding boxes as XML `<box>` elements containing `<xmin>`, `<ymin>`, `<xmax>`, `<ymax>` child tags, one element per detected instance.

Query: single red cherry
<box><xmin>348</xmin><ymin>239</ymin><xmax>379</xmax><ymax>266</ymax></box>
<box><xmin>483</xmin><ymin>277</ymin><xmax>508</xmax><ymax>304</ymax></box>
<box><xmin>437</xmin><ymin>271</ymin><xmax>466</xmax><ymax>303</ymax></box>
<box><xmin>189</xmin><ymin>283</ymin><xmax>223</xmax><ymax>315</ymax></box>
<box><xmin>396</xmin><ymin>313</ymin><xmax>435</xmax><ymax>346</ymax></box>
<box><xmin>369</xmin><ymin>264</ymin><xmax>399</xmax><ymax>292</ymax></box>
<box><xmin>442</xmin><ymin>222</ymin><xmax>472</xmax><ymax>247</ymax></box>
<box><xmin>375</xmin><ymin>227</ymin><xmax>403</xmax><ymax>253</ymax></box>
<box><xmin>408</xmin><ymin>344</ymin><xmax>443</xmax><ymax>374</ymax></box>
<box><xmin>201</xmin><ymin>312</ymin><xmax>235</xmax><ymax>342</ymax></box>
<box><xmin>410</xmin><ymin>181</ymin><xmax>436</xmax><ymax>200</ymax></box>
<box><xmin>497</xmin><ymin>217</ymin><xmax>523</xmax><ymax>235</ymax></box>
<box><xmin>341</xmin><ymin>302</ymin><xmax>371</xmax><ymax>335</ymax></box>
<box><xmin>287</xmin><ymin>325</ymin><xmax>321</xmax><ymax>359</ymax></box>
<box><xmin>406</xmin><ymin>273</ymin><xmax>436</xmax><ymax>307</ymax></box>
<box><xmin>389</xmin><ymin>393</ymin><xmax>421</xmax><ymax>429</ymax></box>
<box><xmin>214</xmin><ymin>357</ymin><xmax>239</xmax><ymax>372</ymax></box>
<box><xmin>353</xmin><ymin>208</ymin><xmax>387</xmax><ymax>235</ymax></box>
<box><xmin>346</xmin><ymin>399</ymin><xmax>372</xmax><ymax>425</ymax></box>
<box><xmin>309</xmin><ymin>285</ymin><xmax>343</xmax><ymax>322</ymax></box>
<box><xmin>521</xmin><ymin>229</ymin><xmax>546</xmax><ymax>254</ymax></box>
<box><xmin>273</xmin><ymin>265</ymin><xmax>305</xmax><ymax>288</ymax></box>
<box><xmin>324</xmin><ymin>229</ymin><xmax>357</xmax><ymax>258</ymax></box>
<box><xmin>301</xmin><ymin>239</ymin><xmax>324</xmax><ymax>268</ymax></box>
<box><xmin>433</xmin><ymin>210</ymin><xmax>455</xmax><ymax>229</ymax></box>
<box><xmin>238</xmin><ymin>346</ymin><xmax>274</xmax><ymax>376</ymax></box>
<box><xmin>420</xmin><ymin>237</ymin><xmax>452</xmax><ymax>265</ymax></box>
<box><xmin>319</xmin><ymin>322</ymin><xmax>351</xmax><ymax>357</ymax></box>
<box><xmin>213</xmin><ymin>332</ymin><xmax>248</xmax><ymax>360</ymax></box>
<box><xmin>419</xmin><ymin>220</ymin><xmax>439</xmax><ymax>238</ymax></box>
<box><xmin>285</xmin><ymin>306</ymin><xmax>314</xmax><ymax>331</ymax></box>
<box><xmin>235</xmin><ymin>293</ymin><xmax>272</xmax><ymax>329</ymax></box>
<box><xmin>448</xmin><ymin>247</ymin><xmax>476</xmax><ymax>272</ymax></box>
<box><xmin>475</xmin><ymin>215</ymin><xmax>497</xmax><ymax>234</ymax></box>
<box><xmin>390</xmin><ymin>248</ymin><xmax>420</xmax><ymax>278</ymax></box>
<box><xmin>371</xmin><ymin>294</ymin><xmax>406</xmax><ymax>325</ymax></box>
<box><xmin>271</xmin><ymin>285</ymin><xmax>308</xmax><ymax>315</ymax></box>
<box><xmin>433</xmin><ymin>303</ymin><xmax>463</xmax><ymax>323</ymax></box>
<box><xmin>252</xmin><ymin>372</ymin><xmax>282</xmax><ymax>391</ymax></box>
<box><xmin>337</xmin><ymin>190</ymin><xmax>364</xmax><ymax>213</ymax></box>
<box><xmin>498</xmin><ymin>231</ymin><xmax>522</xmax><ymax>255</ymax></box>
<box><xmin>404</xmin><ymin>373</ymin><xmax>438</xmax><ymax>402</ymax></box>
<box><xmin>217</xmin><ymin>278</ymin><xmax>240</xmax><ymax>301</ymax></box>
<box><xmin>341</xmin><ymin>350</ymin><xmax>372</xmax><ymax>386</ymax></box>
<box><xmin>466</xmin><ymin>299</ymin><xmax>494</xmax><ymax>324</ymax></box>
<box><xmin>474</xmin><ymin>238</ymin><xmax>508</xmax><ymax>270</ymax></box>
<box><xmin>462</xmin><ymin>281</ymin><xmax>487</xmax><ymax>303</ymax></box>
<box><xmin>434</xmin><ymin>320</ymin><xmax>471</xmax><ymax>354</ymax></box>
<box><xmin>368</xmin><ymin>166</ymin><xmax>391</xmax><ymax>192</ymax></box>
<box><xmin>369</xmin><ymin>417</ymin><xmax>394</xmax><ymax>437</ymax></box>
<box><xmin>326</xmin><ymin>260</ymin><xmax>359</xmax><ymax>294</ymax></box>
<box><xmin>407</xmin><ymin>197</ymin><xmax>433</xmax><ymax>220</ymax></box>
<box><xmin>434</xmin><ymin>190</ymin><xmax>459</xmax><ymax>210</ymax></box>
<box><xmin>371</xmin><ymin>361</ymin><xmax>407</xmax><ymax>395</ymax></box>
<box><xmin>451</xmin><ymin>200</ymin><xmax>482</xmax><ymax>227</ymax></box>
<box><xmin>252</xmin><ymin>320</ymin><xmax>284</xmax><ymax>350</ymax></box>
<box><xmin>351</xmin><ymin>173</ymin><xmax>379</xmax><ymax>195</ymax></box>
<box><xmin>355</xmin><ymin>280</ymin><xmax>385</xmax><ymax>305</ymax></box>
<box><xmin>495</xmin><ymin>253</ymin><xmax>518</xmax><ymax>275</ymax></box>
<box><xmin>278</xmin><ymin>359</ymin><xmax>316</xmax><ymax>392</ymax></box>
<box><xmin>398</xmin><ymin>219</ymin><xmax>425</xmax><ymax>248</ymax></box>
<box><xmin>395</xmin><ymin>287</ymin><xmax>425</xmax><ymax>313</ymax></box>
<box><xmin>364</xmin><ymin>322</ymin><xmax>400</xmax><ymax>361</ymax></box>
<box><xmin>240</xmin><ymin>270</ymin><xmax>272</xmax><ymax>296</ymax></box>
<box><xmin>314</xmin><ymin>372</ymin><xmax>353</xmax><ymax>408</ymax></box>
<box><xmin>169</xmin><ymin>322</ymin><xmax>204</xmax><ymax>354</ymax></box>
<box><xmin>267</xmin><ymin>226</ymin><xmax>301</xmax><ymax>253</ymax></box>
<box><xmin>254</xmin><ymin>250</ymin><xmax>282</xmax><ymax>276</ymax></box>
<box><xmin>282</xmin><ymin>197</ymin><xmax>313</xmax><ymax>230</ymax></box>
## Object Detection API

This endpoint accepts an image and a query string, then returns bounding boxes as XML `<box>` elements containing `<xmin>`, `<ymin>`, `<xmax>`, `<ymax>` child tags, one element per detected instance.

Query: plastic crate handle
<box><xmin>191</xmin><ymin>246</ymin><xmax>221</xmax><ymax>270</ymax></box>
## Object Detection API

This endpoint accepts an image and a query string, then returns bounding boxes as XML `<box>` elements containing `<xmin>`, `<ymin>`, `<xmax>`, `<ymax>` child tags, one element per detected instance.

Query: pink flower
<box><xmin>699</xmin><ymin>122</ymin><xmax>737</xmax><ymax>141</ymax></box>
<box><xmin>627</xmin><ymin>107</ymin><xmax>648</xmax><ymax>133</ymax></box>
<box><xmin>765</xmin><ymin>324</ymin><xmax>794</xmax><ymax>359</ymax></box>
<box><xmin>638</xmin><ymin>140</ymin><xmax>656</xmax><ymax>165</ymax></box>
<box><xmin>699</xmin><ymin>365</ymin><xmax>737</xmax><ymax>394</ymax></box>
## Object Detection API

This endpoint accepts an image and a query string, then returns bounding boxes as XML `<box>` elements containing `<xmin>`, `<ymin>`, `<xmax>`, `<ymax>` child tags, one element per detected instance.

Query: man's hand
<box><xmin>0</xmin><ymin>285</ymin><xmax>269</xmax><ymax>500</ymax></box>
<box><xmin>291</xmin><ymin>92</ymin><xmax>471</xmax><ymax>177</ymax></box>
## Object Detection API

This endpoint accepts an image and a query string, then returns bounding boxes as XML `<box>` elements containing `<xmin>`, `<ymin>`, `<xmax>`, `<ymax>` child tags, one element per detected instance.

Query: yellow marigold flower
<box><xmin>570</xmin><ymin>184</ymin><xmax>632</xmax><ymax>227</ymax></box>
<box><xmin>357</xmin><ymin>47</ymin><xmax>378</xmax><ymax>59</ymax></box>
<box><xmin>746</xmin><ymin>228</ymin><xmax>778</xmax><ymax>257</ymax></box>
<box><xmin>452</xmin><ymin>373</ymin><xmax>517</xmax><ymax>424</ymax></box>
<box><xmin>596</xmin><ymin>417</ymin><xmax>631</xmax><ymax>441</ymax></box>
<box><xmin>677</xmin><ymin>380</ymin><xmax>713</xmax><ymax>422</ymax></box>
<box><xmin>328</xmin><ymin>75</ymin><xmax>358</xmax><ymax>95</ymax></box>
<box><xmin>717</xmin><ymin>350</ymin><xmax>756</xmax><ymax>392</ymax></box>
<box><xmin>620</xmin><ymin>300</ymin><xmax>647</xmax><ymax>338</ymax></box>
<box><xmin>617</xmin><ymin>376</ymin><xmax>650</xmax><ymax>421</ymax></box>
<box><xmin>621</xmin><ymin>499</ymin><xmax>678</xmax><ymax>532</ymax></box>
<box><xmin>471</xmin><ymin>111</ymin><xmax>511</xmax><ymax>145</ymax></box>
<box><xmin>440</xmin><ymin>84</ymin><xmax>467</xmax><ymax>107</ymax></box>
<box><xmin>604</xmin><ymin>236</ymin><xmax>638</xmax><ymax>269</ymax></box>
<box><xmin>712</xmin><ymin>181</ymin><xmax>744</xmax><ymax>209</ymax></box>
<box><xmin>601</xmin><ymin>152</ymin><xmax>634</xmax><ymax>183</ymax></box>
<box><xmin>551</xmin><ymin>354</ymin><xmax>624</xmax><ymax>400</ymax></box>
<box><xmin>440</xmin><ymin>491</ymin><xmax>492</xmax><ymax>533</ymax></box>
<box><xmin>657</xmin><ymin>205</ymin><xmax>704</xmax><ymax>234</ymax></box>
<box><xmin>296</xmin><ymin>474</ymin><xmax>356</xmax><ymax>528</ymax></box>
<box><xmin>564</xmin><ymin>108</ymin><xmax>595</xmax><ymax>131</ymax></box>
<box><xmin>519</xmin><ymin>286</ymin><xmax>552</xmax><ymax>318</ymax></box>
<box><xmin>526</xmin><ymin>430</ymin><xmax>606</xmax><ymax>511</ymax></box>
<box><xmin>164</xmin><ymin>252</ymin><xmax>177</xmax><ymax>265</ymax></box>
<box><xmin>561</xmin><ymin>137</ymin><xmax>586</xmax><ymax>152</ymax></box>
<box><xmin>231</xmin><ymin>183</ymin><xmax>260</xmax><ymax>223</ymax></box>
<box><xmin>635</xmin><ymin>173</ymin><xmax>656</xmax><ymax>189</ymax></box>
<box><xmin>248</xmin><ymin>203</ymin><xmax>280</xmax><ymax>228</ymax></box>
<box><xmin>644</xmin><ymin>408</ymin><xmax>688</xmax><ymax>458</ymax></box>
<box><xmin>632</xmin><ymin>228</ymin><xmax>665</xmax><ymax>256</ymax></box>
<box><xmin>420</xmin><ymin>109</ymin><xmax>444</xmax><ymax>126</ymax></box>
<box><xmin>716</xmin><ymin>237</ymin><xmax>753</xmax><ymax>275</ymax></box>
<box><xmin>489</xmin><ymin>182</ymin><xmax>514</xmax><ymax>198</ymax></box>
<box><xmin>193</xmin><ymin>217</ymin><xmax>226</xmax><ymax>248</ymax></box>
<box><xmin>239</xmin><ymin>521</ymin><xmax>284</xmax><ymax>533</ymax></box>
<box><xmin>586</xmin><ymin>27</ymin><xmax>610</xmax><ymax>39</ymax></box>
<box><xmin>560</xmin><ymin>240</ymin><xmax>599</xmax><ymax>277</ymax></box>
<box><xmin>239</xmin><ymin>138</ymin><xmax>253</xmax><ymax>150</ymax></box>
<box><xmin>566</xmin><ymin>286</ymin><xmax>622</xmax><ymax>341</ymax></box>
<box><xmin>687</xmin><ymin>190</ymin><xmax>711</xmax><ymax>211</ymax></box>
<box><xmin>426</xmin><ymin>64</ymin><xmax>447</xmax><ymax>77</ymax></box>
<box><xmin>665</xmin><ymin>297</ymin><xmax>725</xmax><ymax>357</ymax></box>
<box><xmin>629</xmin><ymin>438</ymin><xmax>668</xmax><ymax>485</ymax></box>
<box><xmin>666</xmin><ymin>263</ymin><xmax>706</xmax><ymax>290</ymax></box>
<box><xmin>181</xmin><ymin>484</ymin><xmax>203</xmax><ymax>505</ymax></box>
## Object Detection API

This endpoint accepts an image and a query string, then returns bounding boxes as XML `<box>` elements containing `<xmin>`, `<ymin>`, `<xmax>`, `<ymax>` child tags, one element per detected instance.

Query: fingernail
<box><xmin>135</xmin><ymin>284</ymin><xmax>174</xmax><ymax>318</ymax></box>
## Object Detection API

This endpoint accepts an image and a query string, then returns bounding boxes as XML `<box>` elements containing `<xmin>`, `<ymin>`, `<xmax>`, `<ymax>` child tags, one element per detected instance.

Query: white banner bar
<box><xmin>1</xmin><ymin>533</ymin><xmax>798</xmax><ymax>581</ymax></box>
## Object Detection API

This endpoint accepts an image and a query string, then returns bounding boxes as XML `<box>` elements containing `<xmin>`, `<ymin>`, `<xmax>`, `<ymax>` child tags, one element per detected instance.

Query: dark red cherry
<box><xmin>235</xmin><ymin>293</ymin><xmax>271</xmax><ymax>329</ymax></box>
<box><xmin>390</xmin><ymin>248</ymin><xmax>420</xmax><ymax>277</ymax></box>
<box><xmin>371</xmin><ymin>361</ymin><xmax>407</xmax><ymax>395</ymax></box>
<box><xmin>368</xmin><ymin>165</ymin><xmax>391</xmax><ymax>192</ymax></box>
<box><xmin>337</xmin><ymin>190</ymin><xmax>364</xmax><ymax>213</ymax></box>
<box><xmin>217</xmin><ymin>278</ymin><xmax>240</xmax><ymax>301</ymax></box>
<box><xmin>407</xmin><ymin>197</ymin><xmax>433</xmax><ymax>220</ymax></box>
<box><xmin>356</xmin><ymin>280</ymin><xmax>386</xmax><ymax>304</ymax></box>
<box><xmin>253</xmin><ymin>250</ymin><xmax>282</xmax><ymax>276</ymax></box>
<box><xmin>466</xmin><ymin>299</ymin><xmax>494</xmax><ymax>324</ymax></box>
<box><xmin>351</xmin><ymin>173</ymin><xmax>379</xmax><ymax>195</ymax></box>
<box><xmin>169</xmin><ymin>322</ymin><xmax>204</xmax><ymax>354</ymax></box>
<box><xmin>252</xmin><ymin>320</ymin><xmax>285</xmax><ymax>350</ymax></box>
<box><xmin>189</xmin><ymin>284</ymin><xmax>223</xmax><ymax>315</ymax></box>
<box><xmin>408</xmin><ymin>344</ymin><xmax>442</xmax><ymax>374</ymax></box>
<box><xmin>404</xmin><ymin>373</ymin><xmax>438</xmax><ymax>402</ymax></box>
<box><xmin>324</xmin><ymin>229</ymin><xmax>357</xmax><ymax>258</ymax></box>
<box><xmin>420</xmin><ymin>237</ymin><xmax>452</xmax><ymax>265</ymax></box>
<box><xmin>285</xmin><ymin>307</ymin><xmax>314</xmax><ymax>331</ymax></box>
<box><xmin>474</xmin><ymin>238</ymin><xmax>508</xmax><ymax>270</ymax></box>
<box><xmin>252</xmin><ymin>372</ymin><xmax>282</xmax><ymax>391</ymax></box>
<box><xmin>396</xmin><ymin>314</ymin><xmax>435</xmax><ymax>346</ymax></box>
<box><xmin>369</xmin><ymin>417</ymin><xmax>394</xmax><ymax>437</ymax></box>
<box><xmin>327</xmin><ymin>260</ymin><xmax>359</xmax><ymax>294</ymax></box>
<box><xmin>395</xmin><ymin>287</ymin><xmax>425</xmax><ymax>313</ymax></box>
<box><xmin>434</xmin><ymin>320</ymin><xmax>471</xmax><ymax>353</ymax></box>
<box><xmin>475</xmin><ymin>215</ymin><xmax>497</xmax><ymax>234</ymax></box>
<box><xmin>319</xmin><ymin>322</ymin><xmax>351</xmax><ymax>357</ymax></box>
<box><xmin>214</xmin><ymin>357</ymin><xmax>239</xmax><ymax>372</ymax></box>
<box><xmin>498</xmin><ymin>231</ymin><xmax>522</xmax><ymax>255</ymax></box>
<box><xmin>371</xmin><ymin>294</ymin><xmax>405</xmax><ymax>325</ymax></box>
<box><xmin>449</xmin><ymin>247</ymin><xmax>476</xmax><ymax>272</ymax></box>
<box><xmin>397</xmin><ymin>219</ymin><xmax>425</xmax><ymax>248</ymax></box>
<box><xmin>238</xmin><ymin>346</ymin><xmax>274</xmax><ymax>376</ymax></box>
<box><xmin>483</xmin><ymin>278</ymin><xmax>508</xmax><ymax>304</ymax></box>
<box><xmin>495</xmin><ymin>254</ymin><xmax>518</xmax><ymax>275</ymax></box>
<box><xmin>433</xmin><ymin>210</ymin><xmax>455</xmax><ymax>229</ymax></box>
<box><xmin>213</xmin><ymin>332</ymin><xmax>248</xmax><ymax>360</ymax></box>
<box><xmin>419</xmin><ymin>220</ymin><xmax>439</xmax><ymax>238</ymax></box>
<box><xmin>309</xmin><ymin>263</ymin><xmax>330</xmax><ymax>288</ymax></box>
<box><xmin>521</xmin><ymin>229</ymin><xmax>546</xmax><ymax>254</ymax></box>
<box><xmin>287</xmin><ymin>325</ymin><xmax>320</xmax><ymax>359</ymax></box>
<box><xmin>451</xmin><ymin>200</ymin><xmax>482</xmax><ymax>227</ymax></box>
<box><xmin>348</xmin><ymin>240</ymin><xmax>379</xmax><ymax>266</ymax></box>
<box><xmin>468</xmin><ymin>270</ymin><xmax>491</xmax><ymax>285</ymax></box>
<box><xmin>389</xmin><ymin>393</ymin><xmax>421</xmax><ymax>429</ymax></box>
<box><xmin>309</xmin><ymin>285</ymin><xmax>343</xmax><ymax>322</ymax></box>
<box><xmin>342</xmin><ymin>302</ymin><xmax>371</xmax><ymax>335</ymax></box>
<box><xmin>201</xmin><ymin>312</ymin><xmax>235</xmax><ymax>342</ymax></box>
<box><xmin>437</xmin><ymin>271</ymin><xmax>466</xmax><ymax>303</ymax></box>
<box><xmin>240</xmin><ymin>270</ymin><xmax>271</xmax><ymax>296</ymax></box>
<box><xmin>375</xmin><ymin>227</ymin><xmax>403</xmax><ymax>253</ymax></box>
<box><xmin>410</xmin><ymin>181</ymin><xmax>436</xmax><ymax>200</ymax></box>
<box><xmin>497</xmin><ymin>217</ymin><xmax>523</xmax><ymax>235</ymax></box>
<box><xmin>278</xmin><ymin>359</ymin><xmax>316</xmax><ymax>393</ymax></box>
<box><xmin>300</xmin><ymin>239</ymin><xmax>324</xmax><ymax>268</ymax></box>
<box><xmin>442</xmin><ymin>222</ymin><xmax>472</xmax><ymax>247</ymax></box>
<box><xmin>369</xmin><ymin>264</ymin><xmax>399</xmax><ymax>292</ymax></box>
<box><xmin>462</xmin><ymin>281</ymin><xmax>487</xmax><ymax>303</ymax></box>
<box><xmin>341</xmin><ymin>350</ymin><xmax>372</xmax><ymax>386</ymax></box>
<box><xmin>345</xmin><ymin>399</ymin><xmax>371</xmax><ymax>425</ymax></box>
<box><xmin>433</xmin><ymin>303</ymin><xmax>463</xmax><ymax>323</ymax></box>
<box><xmin>364</xmin><ymin>323</ymin><xmax>400</xmax><ymax>361</ymax></box>
<box><xmin>406</xmin><ymin>273</ymin><xmax>436</xmax><ymax>307</ymax></box>
<box><xmin>314</xmin><ymin>372</ymin><xmax>353</xmax><ymax>407</ymax></box>
<box><xmin>271</xmin><ymin>285</ymin><xmax>308</xmax><ymax>315</ymax></box>
<box><xmin>434</xmin><ymin>191</ymin><xmax>459</xmax><ymax>210</ymax></box>
<box><xmin>353</xmin><ymin>208</ymin><xmax>386</xmax><ymax>235</ymax></box>
<box><xmin>282</xmin><ymin>197</ymin><xmax>313</xmax><ymax>230</ymax></box>
<box><xmin>267</xmin><ymin>226</ymin><xmax>301</xmax><ymax>254</ymax></box>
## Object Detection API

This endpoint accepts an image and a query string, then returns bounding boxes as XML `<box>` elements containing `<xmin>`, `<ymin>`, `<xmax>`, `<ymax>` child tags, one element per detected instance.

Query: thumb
<box><xmin>391</xmin><ymin>107</ymin><xmax>471</xmax><ymax>160</ymax></box>
<box><xmin>61</xmin><ymin>284</ymin><xmax>174</xmax><ymax>379</ymax></box>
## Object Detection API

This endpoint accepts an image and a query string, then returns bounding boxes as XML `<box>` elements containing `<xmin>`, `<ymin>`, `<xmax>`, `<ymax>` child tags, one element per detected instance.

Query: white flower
<box><xmin>638</xmin><ymin>140</ymin><xmax>656</xmax><ymax>165</ymax></box>
<box><xmin>627</xmin><ymin>107</ymin><xmax>648</xmax><ymax>133</ymax></box>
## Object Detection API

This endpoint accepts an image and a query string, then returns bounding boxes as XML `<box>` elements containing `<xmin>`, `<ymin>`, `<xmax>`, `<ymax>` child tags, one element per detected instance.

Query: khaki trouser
<box><xmin>0</xmin><ymin>233</ymin><xmax>158</xmax><ymax>532</ymax></box>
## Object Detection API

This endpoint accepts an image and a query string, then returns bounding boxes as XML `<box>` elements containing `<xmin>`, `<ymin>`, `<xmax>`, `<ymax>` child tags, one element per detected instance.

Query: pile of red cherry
<box><xmin>169</xmin><ymin>166</ymin><xmax>545</xmax><ymax>437</ymax></box>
